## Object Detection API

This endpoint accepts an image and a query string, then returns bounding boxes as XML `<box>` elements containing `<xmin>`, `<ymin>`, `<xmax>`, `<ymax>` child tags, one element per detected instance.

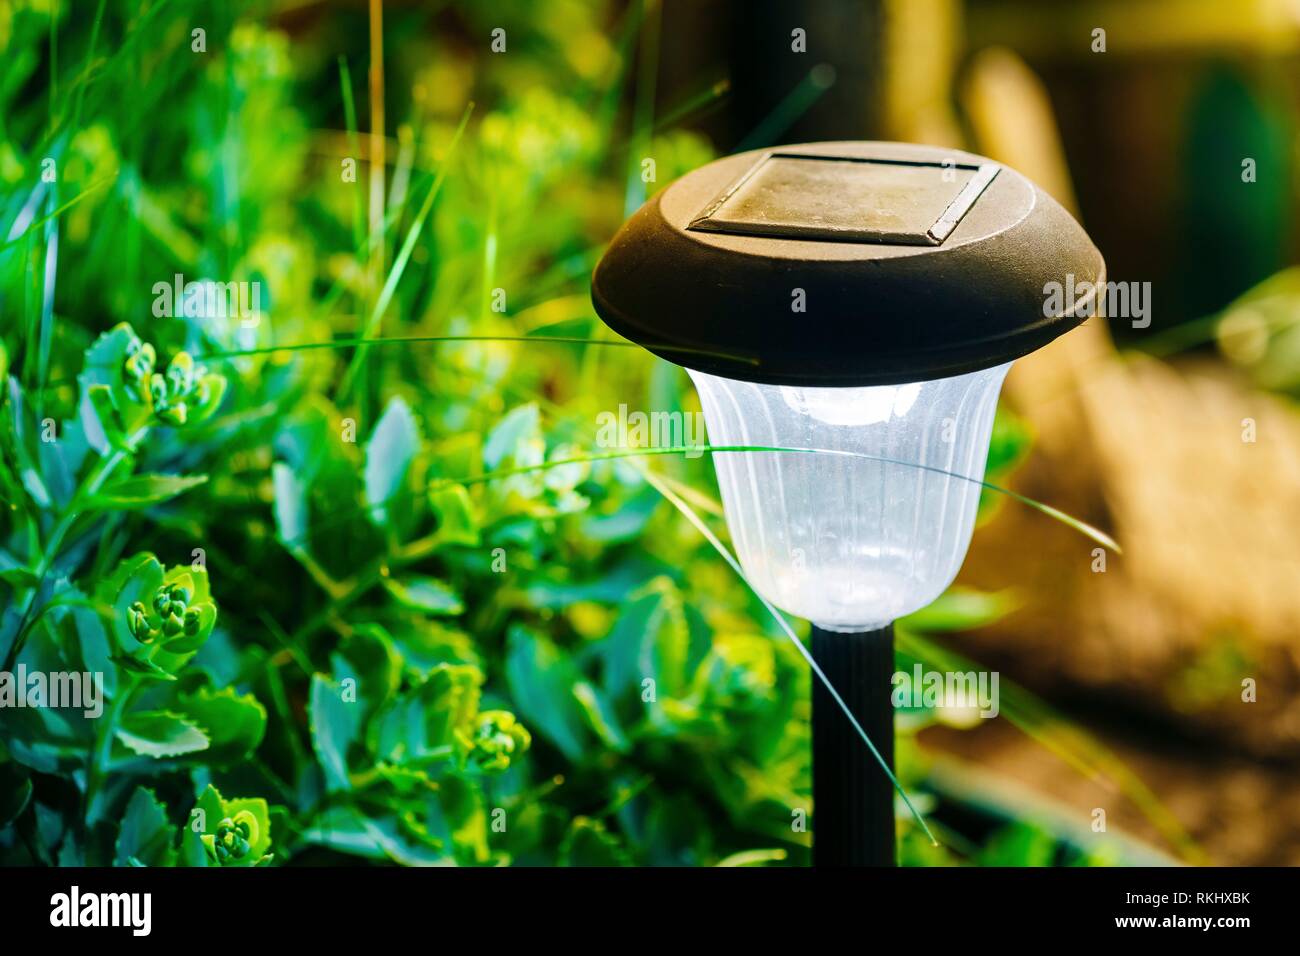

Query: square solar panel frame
<box><xmin>686</xmin><ymin>152</ymin><xmax>1001</xmax><ymax>247</ymax></box>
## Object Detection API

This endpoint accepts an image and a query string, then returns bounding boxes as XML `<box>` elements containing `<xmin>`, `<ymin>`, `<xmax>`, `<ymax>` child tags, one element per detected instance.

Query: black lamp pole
<box><xmin>811</xmin><ymin>623</ymin><xmax>896</xmax><ymax>867</ymax></box>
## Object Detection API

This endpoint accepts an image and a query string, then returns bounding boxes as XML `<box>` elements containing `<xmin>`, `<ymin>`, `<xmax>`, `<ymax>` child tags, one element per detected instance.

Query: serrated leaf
<box><xmin>115</xmin><ymin>786</ymin><xmax>176</xmax><ymax>866</ymax></box>
<box><xmin>369</xmin><ymin>664</ymin><xmax>481</xmax><ymax>766</ymax></box>
<box><xmin>116</xmin><ymin>710</ymin><xmax>209</xmax><ymax>758</ymax></box>
<box><xmin>559</xmin><ymin>818</ymin><xmax>632</xmax><ymax>867</ymax></box>
<box><xmin>174</xmin><ymin>686</ymin><xmax>267</xmax><ymax>764</ymax></box>
<box><xmin>89</xmin><ymin>473</ymin><xmax>207</xmax><ymax>509</ymax></box>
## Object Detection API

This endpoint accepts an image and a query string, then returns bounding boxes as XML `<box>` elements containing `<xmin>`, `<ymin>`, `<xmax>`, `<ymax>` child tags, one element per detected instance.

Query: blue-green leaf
<box><xmin>309</xmin><ymin>675</ymin><xmax>362</xmax><ymax>792</ymax></box>
<box><xmin>272</xmin><ymin>462</ymin><xmax>308</xmax><ymax>547</ymax></box>
<box><xmin>364</xmin><ymin>397</ymin><xmax>420</xmax><ymax>524</ymax></box>
<box><xmin>505</xmin><ymin>626</ymin><xmax>590</xmax><ymax>761</ymax></box>
<box><xmin>116</xmin><ymin>710</ymin><xmax>210</xmax><ymax>758</ymax></box>
<box><xmin>115</xmin><ymin>787</ymin><xmax>176</xmax><ymax>866</ymax></box>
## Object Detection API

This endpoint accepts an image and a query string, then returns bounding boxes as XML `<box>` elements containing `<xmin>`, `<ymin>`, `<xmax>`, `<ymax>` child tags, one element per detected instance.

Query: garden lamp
<box><xmin>591</xmin><ymin>142</ymin><xmax>1104</xmax><ymax>866</ymax></box>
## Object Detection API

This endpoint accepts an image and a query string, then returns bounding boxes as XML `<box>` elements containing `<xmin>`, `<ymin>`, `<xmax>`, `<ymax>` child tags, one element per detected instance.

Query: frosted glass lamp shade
<box><xmin>688</xmin><ymin>363</ymin><xmax>1012</xmax><ymax>632</ymax></box>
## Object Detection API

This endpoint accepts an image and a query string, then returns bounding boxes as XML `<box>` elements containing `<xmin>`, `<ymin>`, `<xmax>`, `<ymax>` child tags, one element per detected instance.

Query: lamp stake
<box><xmin>811</xmin><ymin>623</ymin><xmax>896</xmax><ymax>867</ymax></box>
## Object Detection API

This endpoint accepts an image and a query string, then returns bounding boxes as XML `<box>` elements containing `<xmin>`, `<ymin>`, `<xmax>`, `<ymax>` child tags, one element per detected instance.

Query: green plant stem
<box><xmin>282</xmin><ymin>532</ymin><xmax>442</xmax><ymax>648</ymax></box>
<box><xmin>6</xmin><ymin>427</ymin><xmax>147</xmax><ymax>670</ymax></box>
<box><xmin>85</xmin><ymin>672</ymin><xmax>137</xmax><ymax>826</ymax></box>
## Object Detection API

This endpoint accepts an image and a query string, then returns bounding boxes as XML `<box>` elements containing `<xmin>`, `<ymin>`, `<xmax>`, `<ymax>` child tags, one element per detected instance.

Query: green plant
<box><xmin>0</xmin><ymin>0</ymin><xmax>1167</xmax><ymax>869</ymax></box>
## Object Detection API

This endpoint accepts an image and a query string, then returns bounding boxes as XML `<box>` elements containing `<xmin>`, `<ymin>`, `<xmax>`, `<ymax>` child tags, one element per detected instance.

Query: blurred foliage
<box><xmin>0</xmin><ymin>0</ymin><xmax>1150</xmax><ymax>867</ymax></box>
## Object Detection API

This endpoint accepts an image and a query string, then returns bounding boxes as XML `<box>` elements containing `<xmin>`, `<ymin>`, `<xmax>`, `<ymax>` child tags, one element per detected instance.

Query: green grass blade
<box><xmin>2</xmin><ymin>172</ymin><xmax>117</xmax><ymax>251</ymax></box>
<box><xmin>445</xmin><ymin>444</ymin><xmax>1121</xmax><ymax>553</ymax></box>
<box><xmin>194</xmin><ymin>333</ymin><xmax>759</xmax><ymax>367</ymax></box>
<box><xmin>337</xmin><ymin>102</ymin><xmax>474</xmax><ymax>400</ymax></box>
<box><xmin>338</xmin><ymin>55</ymin><xmax>365</xmax><ymax>256</ymax></box>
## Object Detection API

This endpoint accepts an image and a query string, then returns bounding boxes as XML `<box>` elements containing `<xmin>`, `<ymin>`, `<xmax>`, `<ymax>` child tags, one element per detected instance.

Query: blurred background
<box><xmin>2</xmin><ymin>0</ymin><xmax>1299</xmax><ymax>866</ymax></box>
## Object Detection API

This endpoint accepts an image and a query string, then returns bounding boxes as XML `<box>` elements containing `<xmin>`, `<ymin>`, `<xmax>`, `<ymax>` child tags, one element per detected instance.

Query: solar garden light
<box><xmin>591</xmin><ymin>142</ymin><xmax>1103</xmax><ymax>867</ymax></box>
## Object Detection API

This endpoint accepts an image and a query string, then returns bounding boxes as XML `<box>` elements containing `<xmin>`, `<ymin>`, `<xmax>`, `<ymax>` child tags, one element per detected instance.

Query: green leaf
<box><xmin>364</xmin><ymin>396</ymin><xmax>420</xmax><ymax>523</ymax></box>
<box><xmin>115</xmin><ymin>787</ymin><xmax>176</xmax><ymax>866</ymax></box>
<box><xmin>78</xmin><ymin>323</ymin><xmax>153</xmax><ymax>436</ymax></box>
<box><xmin>223</xmin><ymin>797</ymin><xmax>273</xmax><ymax>861</ymax></box>
<box><xmin>103</xmin><ymin>552</ymin><xmax>164</xmax><ymax>652</ymax></box>
<box><xmin>174</xmin><ymin>686</ymin><xmax>267</xmax><ymax>765</ymax></box>
<box><xmin>89</xmin><ymin>473</ymin><xmax>208</xmax><ymax>510</ymax></box>
<box><xmin>178</xmin><ymin>826</ymin><xmax>210</xmax><ymax>867</ymax></box>
<box><xmin>189</xmin><ymin>373</ymin><xmax>228</xmax><ymax>424</ymax></box>
<box><xmin>573</xmin><ymin>681</ymin><xmax>629</xmax><ymax>752</ymax></box>
<box><xmin>330</xmin><ymin>625</ymin><xmax>402</xmax><ymax>718</ymax></box>
<box><xmin>979</xmin><ymin>821</ymin><xmax>1059</xmax><ymax>867</ymax></box>
<box><xmin>0</xmin><ymin>761</ymin><xmax>33</xmax><ymax>828</ymax></box>
<box><xmin>559</xmin><ymin>818</ymin><xmax>633</xmax><ymax>867</ymax></box>
<box><xmin>382</xmin><ymin>575</ymin><xmax>463</xmax><ymax>616</ymax></box>
<box><xmin>0</xmin><ymin>567</ymin><xmax>40</xmax><ymax>589</ymax></box>
<box><xmin>309</xmin><ymin>675</ymin><xmax>362</xmax><ymax>792</ymax></box>
<box><xmin>272</xmin><ymin>462</ymin><xmax>308</xmax><ymax>547</ymax></box>
<box><xmin>505</xmin><ymin>626</ymin><xmax>590</xmax><ymax>761</ymax></box>
<box><xmin>483</xmin><ymin>403</ymin><xmax>542</xmax><ymax>469</ymax></box>
<box><xmin>110</xmin><ymin>654</ymin><xmax>176</xmax><ymax>680</ymax></box>
<box><xmin>85</xmin><ymin>384</ymin><xmax>128</xmax><ymax>452</ymax></box>
<box><xmin>163</xmin><ymin>564</ymin><xmax>213</xmax><ymax>605</ymax></box>
<box><xmin>116</xmin><ymin>710</ymin><xmax>210</xmax><ymax>758</ymax></box>
<box><xmin>369</xmin><ymin>664</ymin><xmax>481</xmax><ymax>766</ymax></box>
<box><xmin>425</xmin><ymin>774</ymin><xmax>489</xmax><ymax>863</ymax></box>
<box><xmin>302</xmin><ymin>805</ymin><xmax>450</xmax><ymax>866</ymax></box>
<box><xmin>979</xmin><ymin>406</ymin><xmax>1034</xmax><ymax>519</ymax></box>
<box><xmin>602</xmin><ymin>581</ymin><xmax>690</xmax><ymax>701</ymax></box>
<box><xmin>429</xmin><ymin>483</ymin><xmax>480</xmax><ymax>546</ymax></box>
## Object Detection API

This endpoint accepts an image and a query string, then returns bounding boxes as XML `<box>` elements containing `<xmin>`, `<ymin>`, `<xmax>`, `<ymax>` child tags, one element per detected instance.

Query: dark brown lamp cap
<box><xmin>591</xmin><ymin>141</ymin><xmax>1105</xmax><ymax>387</ymax></box>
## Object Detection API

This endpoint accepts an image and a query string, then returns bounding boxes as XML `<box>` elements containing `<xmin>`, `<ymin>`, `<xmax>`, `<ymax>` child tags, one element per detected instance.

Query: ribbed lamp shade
<box><xmin>688</xmin><ymin>364</ymin><xmax>1009</xmax><ymax>631</ymax></box>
